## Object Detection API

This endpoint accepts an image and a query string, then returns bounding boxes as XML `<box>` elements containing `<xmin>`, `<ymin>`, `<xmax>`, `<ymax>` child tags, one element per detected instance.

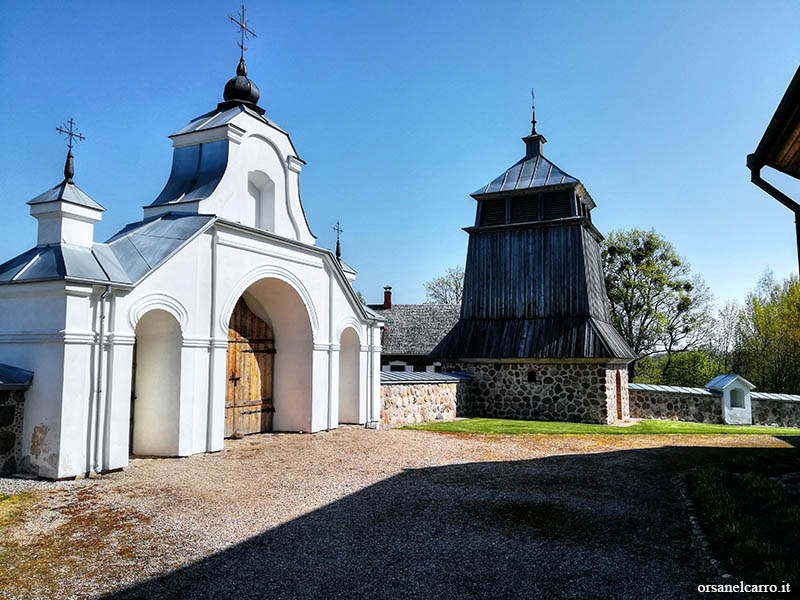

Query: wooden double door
<box><xmin>225</xmin><ymin>298</ymin><xmax>275</xmax><ymax>437</ymax></box>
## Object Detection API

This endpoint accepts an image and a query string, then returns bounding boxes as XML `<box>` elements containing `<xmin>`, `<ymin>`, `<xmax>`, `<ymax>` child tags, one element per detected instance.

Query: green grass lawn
<box><xmin>402</xmin><ymin>418</ymin><xmax>800</xmax><ymax>436</ymax></box>
<box><xmin>687</xmin><ymin>454</ymin><xmax>800</xmax><ymax>581</ymax></box>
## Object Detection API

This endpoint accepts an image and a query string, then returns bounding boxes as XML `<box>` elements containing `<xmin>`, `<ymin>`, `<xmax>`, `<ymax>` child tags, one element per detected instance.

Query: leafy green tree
<box><xmin>424</xmin><ymin>266</ymin><xmax>464</xmax><ymax>304</ymax></box>
<box><xmin>602</xmin><ymin>229</ymin><xmax>714</xmax><ymax>379</ymax></box>
<box><xmin>635</xmin><ymin>351</ymin><xmax>724</xmax><ymax>387</ymax></box>
<box><xmin>736</xmin><ymin>272</ymin><xmax>800</xmax><ymax>393</ymax></box>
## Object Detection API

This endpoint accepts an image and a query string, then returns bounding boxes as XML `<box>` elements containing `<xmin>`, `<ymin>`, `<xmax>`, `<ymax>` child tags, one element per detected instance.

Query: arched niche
<box><xmin>338</xmin><ymin>327</ymin><xmax>361</xmax><ymax>424</ymax></box>
<box><xmin>131</xmin><ymin>309</ymin><xmax>182</xmax><ymax>456</ymax></box>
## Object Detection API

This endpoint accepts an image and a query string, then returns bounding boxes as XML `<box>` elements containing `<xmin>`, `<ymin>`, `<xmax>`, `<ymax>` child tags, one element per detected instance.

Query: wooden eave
<box><xmin>752</xmin><ymin>66</ymin><xmax>800</xmax><ymax>178</ymax></box>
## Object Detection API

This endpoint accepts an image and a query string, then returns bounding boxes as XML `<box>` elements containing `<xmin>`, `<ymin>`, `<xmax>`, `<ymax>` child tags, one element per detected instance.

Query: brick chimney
<box><xmin>383</xmin><ymin>286</ymin><xmax>392</xmax><ymax>309</ymax></box>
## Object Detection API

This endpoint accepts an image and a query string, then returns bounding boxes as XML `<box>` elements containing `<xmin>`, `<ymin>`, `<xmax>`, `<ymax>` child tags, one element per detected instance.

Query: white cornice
<box><xmin>216</xmin><ymin>235</ymin><xmax>322</xmax><ymax>268</ymax></box>
<box><xmin>106</xmin><ymin>332</ymin><xmax>136</xmax><ymax>346</ymax></box>
<box><xmin>170</xmin><ymin>123</ymin><xmax>246</xmax><ymax>148</ymax></box>
<box><xmin>286</xmin><ymin>155</ymin><xmax>305</xmax><ymax>173</ymax></box>
<box><xmin>0</xmin><ymin>331</ymin><xmax>97</xmax><ymax>345</ymax></box>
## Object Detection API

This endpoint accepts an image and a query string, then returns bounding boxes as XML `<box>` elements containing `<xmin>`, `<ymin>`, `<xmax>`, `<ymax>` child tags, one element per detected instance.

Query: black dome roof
<box><xmin>223</xmin><ymin>58</ymin><xmax>260</xmax><ymax>106</ymax></box>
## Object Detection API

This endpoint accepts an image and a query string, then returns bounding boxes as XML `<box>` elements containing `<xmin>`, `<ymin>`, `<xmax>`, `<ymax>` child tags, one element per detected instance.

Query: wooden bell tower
<box><xmin>434</xmin><ymin>102</ymin><xmax>635</xmax><ymax>424</ymax></box>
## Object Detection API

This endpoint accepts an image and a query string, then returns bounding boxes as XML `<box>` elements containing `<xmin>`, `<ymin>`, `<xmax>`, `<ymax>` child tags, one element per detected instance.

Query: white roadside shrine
<box><xmin>0</xmin><ymin>56</ymin><xmax>384</xmax><ymax>480</ymax></box>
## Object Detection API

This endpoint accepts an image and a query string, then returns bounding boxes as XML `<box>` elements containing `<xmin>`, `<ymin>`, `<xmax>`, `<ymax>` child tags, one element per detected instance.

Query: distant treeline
<box><xmin>603</xmin><ymin>229</ymin><xmax>800</xmax><ymax>394</ymax></box>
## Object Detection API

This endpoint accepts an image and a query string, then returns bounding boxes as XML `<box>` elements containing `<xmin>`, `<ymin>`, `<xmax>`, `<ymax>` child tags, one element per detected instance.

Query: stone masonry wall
<box><xmin>751</xmin><ymin>397</ymin><xmax>800</xmax><ymax>428</ymax></box>
<box><xmin>628</xmin><ymin>388</ymin><xmax>724</xmax><ymax>424</ymax></box>
<box><xmin>447</xmin><ymin>362</ymin><xmax>628</xmax><ymax>424</ymax></box>
<box><xmin>604</xmin><ymin>367</ymin><xmax>629</xmax><ymax>423</ymax></box>
<box><xmin>0</xmin><ymin>390</ymin><xmax>25</xmax><ymax>476</ymax></box>
<box><xmin>380</xmin><ymin>382</ymin><xmax>463</xmax><ymax>426</ymax></box>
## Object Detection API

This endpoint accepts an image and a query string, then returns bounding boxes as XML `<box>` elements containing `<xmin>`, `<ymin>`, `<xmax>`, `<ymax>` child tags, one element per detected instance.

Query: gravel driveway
<box><xmin>0</xmin><ymin>427</ymin><xmax>795</xmax><ymax>599</ymax></box>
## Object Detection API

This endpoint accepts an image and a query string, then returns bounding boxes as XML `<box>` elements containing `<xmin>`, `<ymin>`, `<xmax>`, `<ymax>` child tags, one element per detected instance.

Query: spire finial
<box><xmin>530</xmin><ymin>88</ymin><xmax>537</xmax><ymax>136</ymax></box>
<box><xmin>334</xmin><ymin>221</ymin><xmax>343</xmax><ymax>261</ymax></box>
<box><xmin>229</xmin><ymin>3</ymin><xmax>256</xmax><ymax>63</ymax></box>
<box><xmin>56</xmin><ymin>118</ymin><xmax>85</xmax><ymax>183</ymax></box>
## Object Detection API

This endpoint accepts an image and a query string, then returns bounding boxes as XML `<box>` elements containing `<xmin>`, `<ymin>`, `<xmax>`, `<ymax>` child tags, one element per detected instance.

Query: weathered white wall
<box><xmin>722</xmin><ymin>383</ymin><xmax>752</xmax><ymax>425</ymax></box>
<box><xmin>338</xmin><ymin>327</ymin><xmax>360</xmax><ymax>423</ymax></box>
<box><xmin>132</xmin><ymin>310</ymin><xmax>182</xmax><ymax>456</ymax></box>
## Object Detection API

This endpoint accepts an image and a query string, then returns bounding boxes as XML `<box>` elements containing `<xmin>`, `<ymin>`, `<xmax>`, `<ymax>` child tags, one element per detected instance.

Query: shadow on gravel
<box><xmin>102</xmin><ymin>444</ymin><xmax>797</xmax><ymax>600</ymax></box>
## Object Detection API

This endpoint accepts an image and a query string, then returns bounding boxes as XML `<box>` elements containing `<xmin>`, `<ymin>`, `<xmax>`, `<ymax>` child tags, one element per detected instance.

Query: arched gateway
<box><xmin>0</xmin><ymin>38</ymin><xmax>384</xmax><ymax>479</ymax></box>
<box><xmin>226</xmin><ymin>298</ymin><xmax>275</xmax><ymax>437</ymax></box>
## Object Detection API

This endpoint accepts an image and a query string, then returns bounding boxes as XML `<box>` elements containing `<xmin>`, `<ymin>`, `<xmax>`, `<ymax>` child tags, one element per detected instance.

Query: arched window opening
<box><xmin>248</xmin><ymin>171</ymin><xmax>275</xmax><ymax>232</ymax></box>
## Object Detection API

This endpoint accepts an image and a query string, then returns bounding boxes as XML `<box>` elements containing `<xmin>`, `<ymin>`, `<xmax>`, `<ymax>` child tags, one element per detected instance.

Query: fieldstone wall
<box><xmin>446</xmin><ymin>362</ymin><xmax>628</xmax><ymax>424</ymax></box>
<box><xmin>0</xmin><ymin>390</ymin><xmax>25</xmax><ymax>476</ymax></box>
<box><xmin>380</xmin><ymin>382</ymin><xmax>463</xmax><ymax>425</ymax></box>
<box><xmin>628</xmin><ymin>388</ymin><xmax>724</xmax><ymax>424</ymax></box>
<box><xmin>605</xmin><ymin>367</ymin><xmax>629</xmax><ymax>423</ymax></box>
<box><xmin>751</xmin><ymin>397</ymin><xmax>800</xmax><ymax>428</ymax></box>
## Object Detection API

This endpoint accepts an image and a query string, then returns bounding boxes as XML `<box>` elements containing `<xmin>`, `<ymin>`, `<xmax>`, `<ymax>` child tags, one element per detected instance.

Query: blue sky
<box><xmin>1</xmin><ymin>1</ymin><xmax>798</xmax><ymax>306</ymax></box>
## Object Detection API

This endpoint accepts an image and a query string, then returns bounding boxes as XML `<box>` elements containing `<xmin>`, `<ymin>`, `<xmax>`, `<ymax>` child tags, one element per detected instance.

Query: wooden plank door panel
<box><xmin>225</xmin><ymin>299</ymin><xmax>275</xmax><ymax>437</ymax></box>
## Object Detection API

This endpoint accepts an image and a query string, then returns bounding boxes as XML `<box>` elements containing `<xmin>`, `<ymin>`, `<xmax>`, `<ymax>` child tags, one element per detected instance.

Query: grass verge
<box><xmin>0</xmin><ymin>491</ymin><xmax>33</xmax><ymax>528</ymax></box>
<box><xmin>402</xmin><ymin>418</ymin><xmax>800</xmax><ymax>436</ymax></box>
<box><xmin>686</xmin><ymin>454</ymin><xmax>800</xmax><ymax>581</ymax></box>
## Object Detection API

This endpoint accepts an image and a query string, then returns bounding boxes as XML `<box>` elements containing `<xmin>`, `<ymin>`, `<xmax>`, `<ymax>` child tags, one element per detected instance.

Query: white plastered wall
<box><xmin>722</xmin><ymin>382</ymin><xmax>753</xmax><ymax>425</ymax></box>
<box><xmin>1</xmin><ymin>102</ymin><xmax>383</xmax><ymax>479</ymax></box>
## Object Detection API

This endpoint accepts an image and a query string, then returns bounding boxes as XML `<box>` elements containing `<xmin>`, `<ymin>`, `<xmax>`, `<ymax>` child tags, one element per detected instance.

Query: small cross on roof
<box><xmin>56</xmin><ymin>118</ymin><xmax>85</xmax><ymax>151</ymax></box>
<box><xmin>229</xmin><ymin>3</ymin><xmax>256</xmax><ymax>61</ymax></box>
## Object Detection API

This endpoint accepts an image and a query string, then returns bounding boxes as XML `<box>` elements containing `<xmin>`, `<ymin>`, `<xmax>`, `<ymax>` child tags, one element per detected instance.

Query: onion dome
<box><xmin>223</xmin><ymin>58</ymin><xmax>260</xmax><ymax>106</ymax></box>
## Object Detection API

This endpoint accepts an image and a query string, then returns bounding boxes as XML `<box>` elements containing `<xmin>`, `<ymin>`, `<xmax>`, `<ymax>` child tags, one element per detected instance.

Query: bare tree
<box><xmin>424</xmin><ymin>266</ymin><xmax>464</xmax><ymax>304</ymax></box>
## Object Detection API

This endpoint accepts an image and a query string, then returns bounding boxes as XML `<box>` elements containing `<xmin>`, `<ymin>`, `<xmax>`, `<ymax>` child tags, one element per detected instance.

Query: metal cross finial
<box><xmin>229</xmin><ymin>3</ymin><xmax>256</xmax><ymax>61</ymax></box>
<box><xmin>333</xmin><ymin>221</ymin><xmax>343</xmax><ymax>261</ymax></box>
<box><xmin>56</xmin><ymin>118</ymin><xmax>85</xmax><ymax>183</ymax></box>
<box><xmin>56</xmin><ymin>118</ymin><xmax>85</xmax><ymax>151</ymax></box>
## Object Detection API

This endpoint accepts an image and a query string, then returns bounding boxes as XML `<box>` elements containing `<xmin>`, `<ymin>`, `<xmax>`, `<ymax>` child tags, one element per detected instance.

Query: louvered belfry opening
<box><xmin>432</xmin><ymin>111</ymin><xmax>635</xmax><ymax>425</ymax></box>
<box><xmin>478</xmin><ymin>198</ymin><xmax>506</xmax><ymax>226</ymax></box>
<box><xmin>510</xmin><ymin>196</ymin><xmax>539</xmax><ymax>223</ymax></box>
<box><xmin>542</xmin><ymin>190</ymin><xmax>572</xmax><ymax>220</ymax></box>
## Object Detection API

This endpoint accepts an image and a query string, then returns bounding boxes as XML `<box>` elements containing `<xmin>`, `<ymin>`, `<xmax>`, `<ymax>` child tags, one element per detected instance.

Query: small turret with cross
<box><xmin>56</xmin><ymin>118</ymin><xmax>85</xmax><ymax>183</ymax></box>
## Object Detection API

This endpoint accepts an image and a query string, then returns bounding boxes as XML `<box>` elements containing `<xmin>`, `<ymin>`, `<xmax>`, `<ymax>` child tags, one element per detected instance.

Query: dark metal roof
<box><xmin>0</xmin><ymin>213</ymin><xmax>213</xmax><ymax>286</ymax></box>
<box><xmin>171</xmin><ymin>104</ymin><xmax>284</xmax><ymax>138</ymax></box>
<box><xmin>706</xmin><ymin>374</ymin><xmax>755</xmax><ymax>391</ymax></box>
<box><xmin>752</xmin><ymin>66</ymin><xmax>800</xmax><ymax>179</ymax></box>
<box><xmin>431</xmin><ymin>317</ymin><xmax>635</xmax><ymax>360</ymax></box>
<box><xmin>149</xmin><ymin>140</ymin><xmax>229</xmax><ymax>207</ymax></box>
<box><xmin>151</xmin><ymin>105</ymin><xmax>297</xmax><ymax>209</ymax></box>
<box><xmin>380</xmin><ymin>371</ymin><xmax>472</xmax><ymax>384</ymax></box>
<box><xmin>367</xmin><ymin>304</ymin><xmax>461</xmax><ymax>356</ymax></box>
<box><xmin>472</xmin><ymin>153</ymin><xmax>578</xmax><ymax>197</ymax></box>
<box><xmin>103</xmin><ymin>213</ymin><xmax>215</xmax><ymax>282</ymax></box>
<box><xmin>27</xmin><ymin>180</ymin><xmax>105</xmax><ymax>211</ymax></box>
<box><xmin>339</xmin><ymin>259</ymin><xmax>357</xmax><ymax>275</ymax></box>
<box><xmin>0</xmin><ymin>363</ymin><xmax>33</xmax><ymax>390</ymax></box>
